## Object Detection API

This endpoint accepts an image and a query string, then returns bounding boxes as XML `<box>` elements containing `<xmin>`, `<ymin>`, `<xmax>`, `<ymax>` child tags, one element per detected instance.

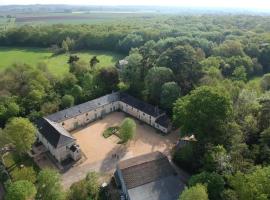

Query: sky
<box><xmin>0</xmin><ymin>0</ymin><xmax>270</xmax><ymax>10</ymax></box>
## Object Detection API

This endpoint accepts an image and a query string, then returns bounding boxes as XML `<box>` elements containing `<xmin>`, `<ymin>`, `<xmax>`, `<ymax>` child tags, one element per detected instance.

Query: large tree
<box><xmin>94</xmin><ymin>67</ymin><xmax>119</xmax><ymax>96</ymax></box>
<box><xmin>36</xmin><ymin>169</ymin><xmax>65</xmax><ymax>200</ymax></box>
<box><xmin>189</xmin><ymin>172</ymin><xmax>225</xmax><ymax>200</ymax></box>
<box><xmin>6</xmin><ymin>180</ymin><xmax>36</xmax><ymax>200</ymax></box>
<box><xmin>145</xmin><ymin>67</ymin><xmax>173</xmax><ymax>103</ymax></box>
<box><xmin>173</xmin><ymin>86</ymin><xmax>232</xmax><ymax>145</ymax></box>
<box><xmin>228</xmin><ymin>166</ymin><xmax>270</xmax><ymax>200</ymax></box>
<box><xmin>121</xmin><ymin>51</ymin><xmax>143</xmax><ymax>95</ymax></box>
<box><xmin>3</xmin><ymin>117</ymin><xmax>36</xmax><ymax>155</ymax></box>
<box><xmin>61</xmin><ymin>94</ymin><xmax>75</xmax><ymax>109</ymax></box>
<box><xmin>119</xmin><ymin>118</ymin><xmax>136</xmax><ymax>143</ymax></box>
<box><xmin>157</xmin><ymin>45</ymin><xmax>202</xmax><ymax>94</ymax></box>
<box><xmin>160</xmin><ymin>81</ymin><xmax>181</xmax><ymax>112</ymax></box>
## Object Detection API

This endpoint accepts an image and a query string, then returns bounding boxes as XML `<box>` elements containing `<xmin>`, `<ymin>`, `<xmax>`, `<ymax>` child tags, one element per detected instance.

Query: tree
<box><xmin>70</xmin><ymin>85</ymin><xmax>83</xmax><ymax>103</ymax></box>
<box><xmin>12</xmin><ymin>167</ymin><xmax>37</xmax><ymax>183</ymax></box>
<box><xmin>0</xmin><ymin>97</ymin><xmax>20</xmax><ymax>127</ymax></box>
<box><xmin>189</xmin><ymin>172</ymin><xmax>225</xmax><ymax>200</ymax></box>
<box><xmin>145</xmin><ymin>67</ymin><xmax>173</xmax><ymax>103</ymax></box>
<box><xmin>259</xmin><ymin>127</ymin><xmax>270</xmax><ymax>164</ymax></box>
<box><xmin>68</xmin><ymin>172</ymin><xmax>100</xmax><ymax>200</ymax></box>
<box><xmin>69</xmin><ymin>60</ymin><xmax>89</xmax><ymax>78</ymax></box>
<box><xmin>232</xmin><ymin>66</ymin><xmax>247</xmax><ymax>82</ymax></box>
<box><xmin>119</xmin><ymin>118</ymin><xmax>136</xmax><ymax>143</ymax></box>
<box><xmin>94</xmin><ymin>67</ymin><xmax>119</xmax><ymax>95</ymax></box>
<box><xmin>259</xmin><ymin>45</ymin><xmax>270</xmax><ymax>73</ymax></box>
<box><xmin>118</xmin><ymin>33</ymin><xmax>144</xmax><ymax>53</ymax></box>
<box><xmin>85</xmin><ymin>172</ymin><xmax>100</xmax><ymax>200</ymax></box>
<box><xmin>68</xmin><ymin>55</ymin><xmax>80</xmax><ymax>64</ymax></box>
<box><xmin>203</xmin><ymin>145</ymin><xmax>232</xmax><ymax>174</ymax></box>
<box><xmin>90</xmin><ymin>56</ymin><xmax>100</xmax><ymax>68</ymax></box>
<box><xmin>260</xmin><ymin>73</ymin><xmax>270</xmax><ymax>91</ymax></box>
<box><xmin>173</xmin><ymin>143</ymin><xmax>197</xmax><ymax>173</ymax></box>
<box><xmin>173</xmin><ymin>86</ymin><xmax>232</xmax><ymax>145</ymax></box>
<box><xmin>68</xmin><ymin>180</ymin><xmax>88</xmax><ymax>200</ymax></box>
<box><xmin>160</xmin><ymin>82</ymin><xmax>181</xmax><ymax>111</ymax></box>
<box><xmin>121</xmin><ymin>51</ymin><xmax>143</xmax><ymax>95</ymax></box>
<box><xmin>36</xmin><ymin>169</ymin><xmax>65</xmax><ymax>200</ymax></box>
<box><xmin>6</xmin><ymin>180</ymin><xmax>36</xmax><ymax>200</ymax></box>
<box><xmin>61</xmin><ymin>95</ymin><xmax>75</xmax><ymax>109</ymax></box>
<box><xmin>213</xmin><ymin>40</ymin><xmax>245</xmax><ymax>58</ymax></box>
<box><xmin>62</xmin><ymin>40</ymin><xmax>69</xmax><ymax>53</ymax></box>
<box><xmin>228</xmin><ymin>166</ymin><xmax>270</xmax><ymax>200</ymax></box>
<box><xmin>3</xmin><ymin>117</ymin><xmax>36</xmax><ymax>155</ymax></box>
<box><xmin>157</xmin><ymin>45</ymin><xmax>202</xmax><ymax>94</ymax></box>
<box><xmin>179</xmin><ymin>184</ymin><xmax>209</xmax><ymax>200</ymax></box>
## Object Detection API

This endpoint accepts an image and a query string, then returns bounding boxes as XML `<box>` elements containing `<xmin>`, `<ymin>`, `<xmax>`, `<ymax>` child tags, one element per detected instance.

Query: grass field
<box><xmin>11</xmin><ymin>12</ymin><xmax>157</xmax><ymax>26</ymax></box>
<box><xmin>0</xmin><ymin>47</ymin><xmax>124</xmax><ymax>76</ymax></box>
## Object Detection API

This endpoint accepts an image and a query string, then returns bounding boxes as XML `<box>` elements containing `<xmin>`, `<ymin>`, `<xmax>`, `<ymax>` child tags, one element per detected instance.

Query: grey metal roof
<box><xmin>37</xmin><ymin>118</ymin><xmax>75</xmax><ymax>148</ymax></box>
<box><xmin>120</xmin><ymin>93</ymin><xmax>164</xmax><ymax>118</ymax></box>
<box><xmin>118</xmin><ymin>152</ymin><xmax>176</xmax><ymax>189</ymax></box>
<box><xmin>46</xmin><ymin>92</ymin><xmax>120</xmax><ymax>122</ymax></box>
<box><xmin>128</xmin><ymin>175</ymin><xmax>185</xmax><ymax>200</ymax></box>
<box><xmin>155</xmin><ymin>114</ymin><xmax>171</xmax><ymax>128</ymax></box>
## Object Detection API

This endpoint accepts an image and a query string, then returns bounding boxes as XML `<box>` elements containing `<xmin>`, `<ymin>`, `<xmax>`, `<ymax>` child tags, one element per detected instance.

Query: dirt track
<box><xmin>72</xmin><ymin>112</ymin><xmax>178</xmax><ymax>166</ymax></box>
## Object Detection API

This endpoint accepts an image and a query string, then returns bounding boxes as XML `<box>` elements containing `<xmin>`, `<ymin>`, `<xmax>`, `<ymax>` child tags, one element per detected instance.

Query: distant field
<box><xmin>0</xmin><ymin>47</ymin><xmax>124</xmax><ymax>76</ymax></box>
<box><xmin>11</xmin><ymin>12</ymin><xmax>157</xmax><ymax>25</ymax></box>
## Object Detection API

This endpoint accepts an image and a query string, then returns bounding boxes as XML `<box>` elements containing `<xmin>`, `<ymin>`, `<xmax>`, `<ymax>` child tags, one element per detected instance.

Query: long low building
<box><xmin>36</xmin><ymin>92</ymin><xmax>172</xmax><ymax>163</ymax></box>
<box><xmin>114</xmin><ymin>152</ymin><xmax>185</xmax><ymax>200</ymax></box>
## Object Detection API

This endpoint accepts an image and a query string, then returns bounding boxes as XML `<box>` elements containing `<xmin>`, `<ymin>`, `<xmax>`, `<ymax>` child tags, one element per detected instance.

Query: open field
<box><xmin>9</xmin><ymin>12</ymin><xmax>158</xmax><ymax>25</ymax></box>
<box><xmin>0</xmin><ymin>47</ymin><xmax>123</xmax><ymax>76</ymax></box>
<box><xmin>61</xmin><ymin>112</ymin><xmax>179</xmax><ymax>188</ymax></box>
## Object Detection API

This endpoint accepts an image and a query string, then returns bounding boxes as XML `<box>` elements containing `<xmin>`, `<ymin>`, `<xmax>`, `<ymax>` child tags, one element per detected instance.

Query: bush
<box><xmin>12</xmin><ymin>167</ymin><xmax>37</xmax><ymax>183</ymax></box>
<box><xmin>6</xmin><ymin>180</ymin><xmax>36</xmax><ymax>200</ymax></box>
<box><xmin>102</xmin><ymin>126</ymin><xmax>119</xmax><ymax>138</ymax></box>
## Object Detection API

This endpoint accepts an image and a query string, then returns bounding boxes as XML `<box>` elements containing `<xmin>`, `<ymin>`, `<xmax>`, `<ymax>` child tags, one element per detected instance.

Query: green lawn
<box><xmin>0</xmin><ymin>47</ymin><xmax>124</xmax><ymax>77</ymax></box>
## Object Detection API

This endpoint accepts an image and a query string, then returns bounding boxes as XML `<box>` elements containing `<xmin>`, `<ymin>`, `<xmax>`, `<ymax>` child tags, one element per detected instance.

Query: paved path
<box><xmin>61</xmin><ymin>152</ymin><xmax>133</xmax><ymax>189</ymax></box>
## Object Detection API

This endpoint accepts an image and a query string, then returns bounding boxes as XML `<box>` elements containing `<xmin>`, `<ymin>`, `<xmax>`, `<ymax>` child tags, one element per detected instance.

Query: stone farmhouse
<box><xmin>115</xmin><ymin>151</ymin><xmax>185</xmax><ymax>200</ymax></box>
<box><xmin>36</xmin><ymin>92</ymin><xmax>172</xmax><ymax>163</ymax></box>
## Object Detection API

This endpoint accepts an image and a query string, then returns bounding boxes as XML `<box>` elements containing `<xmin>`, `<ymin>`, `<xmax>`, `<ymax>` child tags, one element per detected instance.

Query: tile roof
<box><xmin>36</xmin><ymin>118</ymin><xmax>75</xmax><ymax>148</ymax></box>
<box><xmin>118</xmin><ymin>152</ymin><xmax>176</xmax><ymax>189</ymax></box>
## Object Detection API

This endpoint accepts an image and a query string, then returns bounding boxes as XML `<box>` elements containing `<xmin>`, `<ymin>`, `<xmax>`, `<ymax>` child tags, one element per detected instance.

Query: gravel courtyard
<box><xmin>61</xmin><ymin>112</ymin><xmax>179</xmax><ymax>188</ymax></box>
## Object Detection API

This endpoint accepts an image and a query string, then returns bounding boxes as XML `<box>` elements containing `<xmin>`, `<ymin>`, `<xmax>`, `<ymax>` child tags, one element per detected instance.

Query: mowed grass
<box><xmin>0</xmin><ymin>47</ymin><xmax>124</xmax><ymax>76</ymax></box>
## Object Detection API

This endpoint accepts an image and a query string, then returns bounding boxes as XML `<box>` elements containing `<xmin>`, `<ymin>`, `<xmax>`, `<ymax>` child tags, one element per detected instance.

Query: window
<box><xmin>62</xmin><ymin>122</ymin><xmax>65</xmax><ymax>126</ymax></box>
<box><xmin>86</xmin><ymin>113</ymin><xmax>88</xmax><ymax>116</ymax></box>
<box><xmin>143</xmin><ymin>113</ymin><xmax>145</xmax><ymax>116</ymax></box>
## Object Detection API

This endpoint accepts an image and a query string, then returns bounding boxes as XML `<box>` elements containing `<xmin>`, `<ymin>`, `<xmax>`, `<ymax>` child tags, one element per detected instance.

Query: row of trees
<box><xmin>5</xmin><ymin>168</ymin><xmax>101</xmax><ymax>200</ymax></box>
<box><xmin>1</xmin><ymin>15</ymin><xmax>270</xmax><ymax>55</ymax></box>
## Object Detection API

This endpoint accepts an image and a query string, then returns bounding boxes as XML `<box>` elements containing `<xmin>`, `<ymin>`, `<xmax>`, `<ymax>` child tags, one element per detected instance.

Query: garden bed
<box><xmin>102</xmin><ymin>126</ymin><xmax>119</xmax><ymax>138</ymax></box>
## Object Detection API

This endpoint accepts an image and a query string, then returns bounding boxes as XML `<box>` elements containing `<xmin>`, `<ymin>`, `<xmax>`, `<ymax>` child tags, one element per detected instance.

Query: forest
<box><xmin>0</xmin><ymin>13</ymin><xmax>270</xmax><ymax>200</ymax></box>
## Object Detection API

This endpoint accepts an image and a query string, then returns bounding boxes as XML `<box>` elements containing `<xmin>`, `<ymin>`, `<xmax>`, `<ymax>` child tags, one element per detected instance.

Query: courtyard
<box><xmin>61</xmin><ymin>112</ymin><xmax>179</xmax><ymax>188</ymax></box>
